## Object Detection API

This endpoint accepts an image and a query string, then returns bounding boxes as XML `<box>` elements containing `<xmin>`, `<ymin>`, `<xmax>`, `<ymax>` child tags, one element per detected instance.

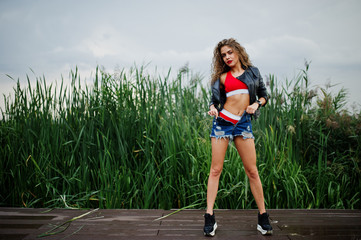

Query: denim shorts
<box><xmin>210</xmin><ymin>111</ymin><xmax>254</xmax><ymax>141</ymax></box>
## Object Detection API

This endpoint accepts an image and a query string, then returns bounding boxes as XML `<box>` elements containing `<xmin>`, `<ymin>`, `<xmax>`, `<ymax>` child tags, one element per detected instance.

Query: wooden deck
<box><xmin>0</xmin><ymin>208</ymin><xmax>360</xmax><ymax>239</ymax></box>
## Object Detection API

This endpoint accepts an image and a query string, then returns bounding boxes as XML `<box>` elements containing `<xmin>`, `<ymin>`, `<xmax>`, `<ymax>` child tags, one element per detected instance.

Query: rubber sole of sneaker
<box><xmin>204</xmin><ymin>222</ymin><xmax>217</xmax><ymax>237</ymax></box>
<box><xmin>257</xmin><ymin>224</ymin><xmax>273</xmax><ymax>235</ymax></box>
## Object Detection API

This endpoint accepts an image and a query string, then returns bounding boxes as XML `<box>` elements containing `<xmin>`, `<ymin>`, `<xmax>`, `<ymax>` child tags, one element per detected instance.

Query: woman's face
<box><xmin>220</xmin><ymin>45</ymin><xmax>239</xmax><ymax>68</ymax></box>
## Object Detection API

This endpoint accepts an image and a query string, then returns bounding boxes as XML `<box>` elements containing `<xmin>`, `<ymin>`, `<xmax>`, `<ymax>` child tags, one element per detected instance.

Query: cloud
<box><xmin>246</xmin><ymin>35</ymin><xmax>320</xmax><ymax>67</ymax></box>
<box><xmin>79</xmin><ymin>25</ymin><xmax>125</xmax><ymax>58</ymax></box>
<box><xmin>147</xmin><ymin>47</ymin><xmax>213</xmax><ymax>67</ymax></box>
<box><xmin>1</xmin><ymin>0</ymin><xmax>360</xmax><ymax>109</ymax></box>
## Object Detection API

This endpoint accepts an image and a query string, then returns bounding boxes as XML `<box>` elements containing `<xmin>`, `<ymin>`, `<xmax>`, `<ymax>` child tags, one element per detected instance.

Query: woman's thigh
<box><xmin>233</xmin><ymin>137</ymin><xmax>257</xmax><ymax>171</ymax></box>
<box><xmin>211</xmin><ymin>137</ymin><xmax>229</xmax><ymax>169</ymax></box>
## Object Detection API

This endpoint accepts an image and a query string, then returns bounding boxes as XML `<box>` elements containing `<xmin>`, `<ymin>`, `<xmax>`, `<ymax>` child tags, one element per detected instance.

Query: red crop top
<box><xmin>224</xmin><ymin>71</ymin><xmax>248</xmax><ymax>97</ymax></box>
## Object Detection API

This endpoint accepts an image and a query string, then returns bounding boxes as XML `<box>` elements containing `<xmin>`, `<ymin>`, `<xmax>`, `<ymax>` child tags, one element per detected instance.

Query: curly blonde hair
<box><xmin>211</xmin><ymin>38</ymin><xmax>252</xmax><ymax>85</ymax></box>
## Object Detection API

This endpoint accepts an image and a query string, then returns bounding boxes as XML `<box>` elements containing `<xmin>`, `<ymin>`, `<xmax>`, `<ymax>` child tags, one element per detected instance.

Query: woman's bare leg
<box><xmin>234</xmin><ymin>137</ymin><xmax>266</xmax><ymax>214</ymax></box>
<box><xmin>206</xmin><ymin>137</ymin><xmax>229</xmax><ymax>215</ymax></box>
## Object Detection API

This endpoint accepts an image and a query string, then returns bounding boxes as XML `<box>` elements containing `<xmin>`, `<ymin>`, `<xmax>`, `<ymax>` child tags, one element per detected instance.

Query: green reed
<box><xmin>1</xmin><ymin>64</ymin><xmax>360</xmax><ymax>209</ymax></box>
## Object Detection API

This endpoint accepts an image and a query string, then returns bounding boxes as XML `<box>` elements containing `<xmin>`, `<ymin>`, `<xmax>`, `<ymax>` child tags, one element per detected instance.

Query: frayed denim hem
<box><xmin>234</xmin><ymin>132</ymin><xmax>255</xmax><ymax>140</ymax></box>
<box><xmin>210</xmin><ymin>135</ymin><xmax>234</xmax><ymax>141</ymax></box>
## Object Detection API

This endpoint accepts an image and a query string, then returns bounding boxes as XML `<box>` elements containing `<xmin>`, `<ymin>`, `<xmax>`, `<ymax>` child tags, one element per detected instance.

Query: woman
<box><xmin>204</xmin><ymin>38</ymin><xmax>272</xmax><ymax>236</ymax></box>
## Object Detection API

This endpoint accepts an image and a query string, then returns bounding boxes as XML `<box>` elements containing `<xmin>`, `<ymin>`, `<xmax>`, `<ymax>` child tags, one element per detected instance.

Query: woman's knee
<box><xmin>210</xmin><ymin>166</ymin><xmax>223</xmax><ymax>177</ymax></box>
<box><xmin>245</xmin><ymin>168</ymin><xmax>259</xmax><ymax>180</ymax></box>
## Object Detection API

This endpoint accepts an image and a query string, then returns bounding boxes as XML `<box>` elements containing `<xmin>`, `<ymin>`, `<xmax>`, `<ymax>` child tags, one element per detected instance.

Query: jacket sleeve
<box><xmin>209</xmin><ymin>79</ymin><xmax>220</xmax><ymax>108</ymax></box>
<box><xmin>254</xmin><ymin>67</ymin><xmax>270</xmax><ymax>105</ymax></box>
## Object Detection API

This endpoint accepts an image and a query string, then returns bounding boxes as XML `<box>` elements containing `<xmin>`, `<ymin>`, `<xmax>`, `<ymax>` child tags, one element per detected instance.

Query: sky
<box><xmin>1</xmin><ymin>0</ymin><xmax>361</xmax><ymax>111</ymax></box>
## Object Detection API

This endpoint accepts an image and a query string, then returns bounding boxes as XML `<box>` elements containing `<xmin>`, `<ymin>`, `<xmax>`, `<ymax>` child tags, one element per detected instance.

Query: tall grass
<box><xmin>1</xmin><ymin>64</ymin><xmax>360</xmax><ymax>209</ymax></box>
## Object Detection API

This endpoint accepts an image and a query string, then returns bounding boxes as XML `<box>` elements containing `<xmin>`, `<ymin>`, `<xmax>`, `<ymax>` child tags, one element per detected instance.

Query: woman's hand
<box><xmin>208</xmin><ymin>105</ymin><xmax>219</xmax><ymax>118</ymax></box>
<box><xmin>246</xmin><ymin>102</ymin><xmax>259</xmax><ymax>114</ymax></box>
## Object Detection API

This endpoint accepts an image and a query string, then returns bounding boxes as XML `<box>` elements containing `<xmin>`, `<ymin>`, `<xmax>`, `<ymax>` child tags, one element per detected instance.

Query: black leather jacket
<box><xmin>209</xmin><ymin>66</ymin><xmax>269</xmax><ymax>119</ymax></box>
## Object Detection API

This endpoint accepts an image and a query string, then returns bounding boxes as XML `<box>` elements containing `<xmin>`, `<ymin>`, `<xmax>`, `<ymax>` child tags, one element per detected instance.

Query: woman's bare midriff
<box><xmin>223</xmin><ymin>94</ymin><xmax>250</xmax><ymax>116</ymax></box>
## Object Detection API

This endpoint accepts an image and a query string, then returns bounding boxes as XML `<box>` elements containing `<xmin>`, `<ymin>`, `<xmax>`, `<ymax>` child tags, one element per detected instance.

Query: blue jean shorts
<box><xmin>210</xmin><ymin>111</ymin><xmax>254</xmax><ymax>141</ymax></box>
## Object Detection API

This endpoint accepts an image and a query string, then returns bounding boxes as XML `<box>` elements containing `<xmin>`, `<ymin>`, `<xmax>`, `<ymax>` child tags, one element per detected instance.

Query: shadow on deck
<box><xmin>0</xmin><ymin>208</ymin><xmax>360</xmax><ymax>239</ymax></box>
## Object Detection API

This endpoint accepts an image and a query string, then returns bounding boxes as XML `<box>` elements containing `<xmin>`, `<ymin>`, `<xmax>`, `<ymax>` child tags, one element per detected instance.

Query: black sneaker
<box><xmin>203</xmin><ymin>213</ymin><xmax>217</xmax><ymax>237</ymax></box>
<box><xmin>257</xmin><ymin>212</ymin><xmax>273</xmax><ymax>235</ymax></box>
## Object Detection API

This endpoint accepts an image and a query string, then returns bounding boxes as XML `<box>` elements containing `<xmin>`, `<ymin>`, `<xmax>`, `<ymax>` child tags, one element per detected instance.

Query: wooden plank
<box><xmin>0</xmin><ymin>208</ymin><xmax>360</xmax><ymax>239</ymax></box>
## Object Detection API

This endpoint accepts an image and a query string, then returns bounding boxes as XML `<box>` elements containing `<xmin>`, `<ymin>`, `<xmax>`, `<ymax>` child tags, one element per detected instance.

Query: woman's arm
<box><xmin>246</xmin><ymin>97</ymin><xmax>266</xmax><ymax>114</ymax></box>
<box><xmin>208</xmin><ymin>104</ymin><xmax>219</xmax><ymax>118</ymax></box>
